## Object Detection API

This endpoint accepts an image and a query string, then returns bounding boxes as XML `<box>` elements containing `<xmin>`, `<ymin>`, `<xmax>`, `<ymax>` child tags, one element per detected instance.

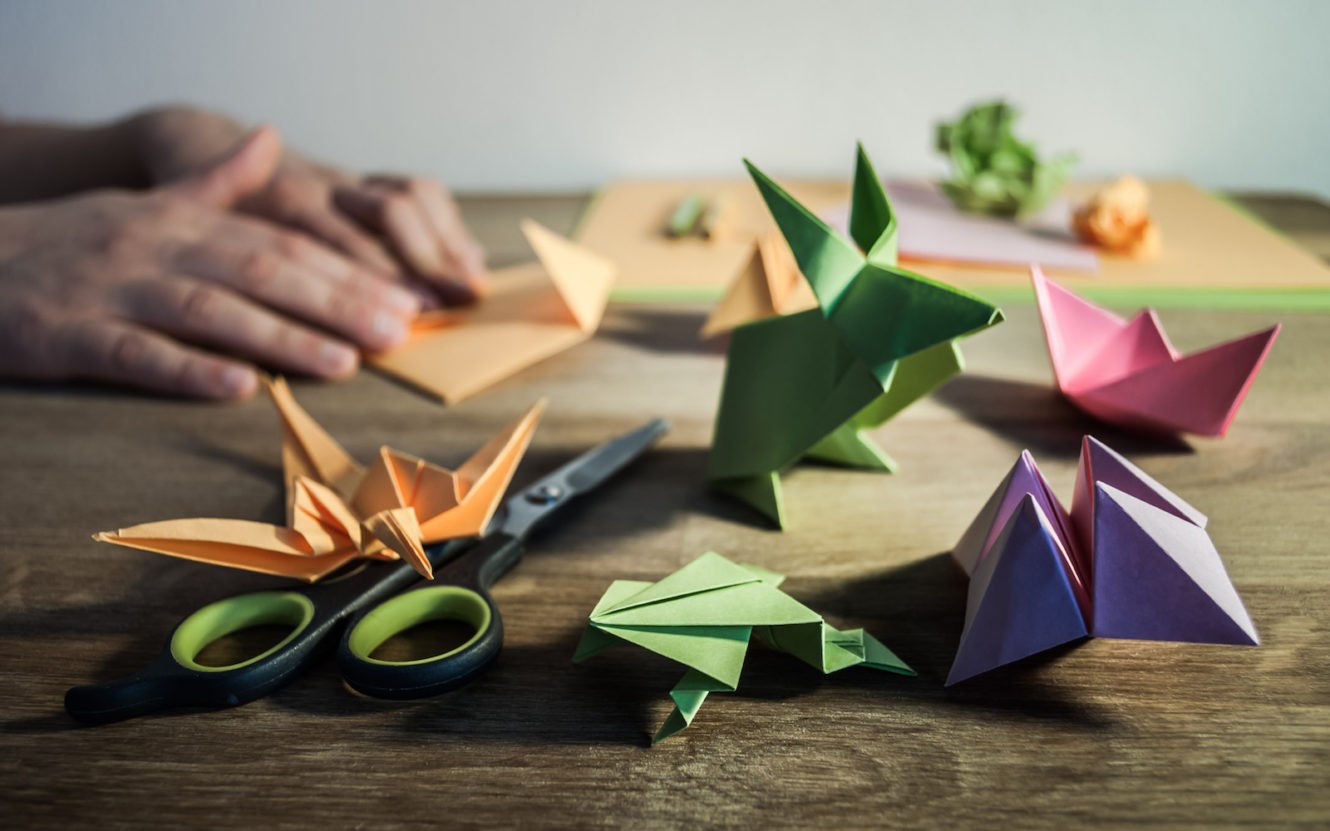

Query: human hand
<box><xmin>136</xmin><ymin>107</ymin><xmax>487</xmax><ymax>307</ymax></box>
<box><xmin>0</xmin><ymin>128</ymin><xmax>422</xmax><ymax>400</ymax></box>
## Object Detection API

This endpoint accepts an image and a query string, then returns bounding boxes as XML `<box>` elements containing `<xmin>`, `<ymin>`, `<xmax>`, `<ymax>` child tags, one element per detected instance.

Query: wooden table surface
<box><xmin>3</xmin><ymin>194</ymin><xmax>1328</xmax><ymax>830</ymax></box>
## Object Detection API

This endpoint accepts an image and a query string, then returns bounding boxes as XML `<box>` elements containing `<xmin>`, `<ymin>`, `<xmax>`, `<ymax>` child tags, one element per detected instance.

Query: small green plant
<box><xmin>936</xmin><ymin>100</ymin><xmax>1076</xmax><ymax>218</ymax></box>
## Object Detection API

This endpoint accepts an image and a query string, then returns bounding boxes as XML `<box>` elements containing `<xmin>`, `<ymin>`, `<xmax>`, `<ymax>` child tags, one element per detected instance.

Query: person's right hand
<box><xmin>0</xmin><ymin>128</ymin><xmax>421</xmax><ymax>400</ymax></box>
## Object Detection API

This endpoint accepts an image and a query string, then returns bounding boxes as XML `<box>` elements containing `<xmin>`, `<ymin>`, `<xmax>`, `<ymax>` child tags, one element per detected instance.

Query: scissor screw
<box><xmin>526</xmin><ymin>484</ymin><xmax>564</xmax><ymax>505</ymax></box>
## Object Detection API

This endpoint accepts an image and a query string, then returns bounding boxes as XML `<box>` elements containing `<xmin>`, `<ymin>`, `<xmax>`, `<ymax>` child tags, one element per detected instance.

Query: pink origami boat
<box><xmin>947</xmin><ymin>436</ymin><xmax>1258</xmax><ymax>686</ymax></box>
<box><xmin>1031</xmin><ymin>267</ymin><xmax>1279</xmax><ymax>436</ymax></box>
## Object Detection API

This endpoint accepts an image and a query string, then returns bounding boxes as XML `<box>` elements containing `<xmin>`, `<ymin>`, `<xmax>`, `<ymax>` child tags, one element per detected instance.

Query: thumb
<box><xmin>169</xmin><ymin>125</ymin><xmax>282</xmax><ymax>209</ymax></box>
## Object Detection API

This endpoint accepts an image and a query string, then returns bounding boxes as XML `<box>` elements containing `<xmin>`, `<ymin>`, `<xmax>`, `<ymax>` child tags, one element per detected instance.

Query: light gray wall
<box><xmin>2</xmin><ymin>0</ymin><xmax>1327</xmax><ymax>197</ymax></box>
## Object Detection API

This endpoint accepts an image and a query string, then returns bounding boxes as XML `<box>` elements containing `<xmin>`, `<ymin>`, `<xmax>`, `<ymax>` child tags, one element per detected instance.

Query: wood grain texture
<box><xmin>2</xmin><ymin>195</ymin><xmax>1327</xmax><ymax>830</ymax></box>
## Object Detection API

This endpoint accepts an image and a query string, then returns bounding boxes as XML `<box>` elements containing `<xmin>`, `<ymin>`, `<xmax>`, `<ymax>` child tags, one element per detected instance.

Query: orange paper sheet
<box><xmin>95</xmin><ymin>379</ymin><xmax>544</xmax><ymax>582</ymax></box>
<box><xmin>575</xmin><ymin>179</ymin><xmax>848</xmax><ymax>292</ymax></box>
<box><xmin>371</xmin><ymin>220</ymin><xmax>615</xmax><ymax>403</ymax></box>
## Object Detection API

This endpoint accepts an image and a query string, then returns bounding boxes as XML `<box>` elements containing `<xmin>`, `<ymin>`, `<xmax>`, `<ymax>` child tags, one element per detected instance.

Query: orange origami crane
<box><xmin>94</xmin><ymin>378</ymin><xmax>544</xmax><ymax>582</ymax></box>
<box><xmin>1032</xmin><ymin>267</ymin><xmax>1279</xmax><ymax>437</ymax></box>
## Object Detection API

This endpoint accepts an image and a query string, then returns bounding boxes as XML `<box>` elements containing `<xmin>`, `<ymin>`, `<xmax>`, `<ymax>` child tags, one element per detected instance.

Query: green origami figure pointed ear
<box><xmin>849</xmin><ymin>143</ymin><xmax>898</xmax><ymax>267</ymax></box>
<box><xmin>744</xmin><ymin>159</ymin><xmax>862</xmax><ymax>314</ymax></box>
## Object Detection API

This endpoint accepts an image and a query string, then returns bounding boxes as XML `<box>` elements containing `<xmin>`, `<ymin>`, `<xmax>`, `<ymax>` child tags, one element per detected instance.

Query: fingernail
<box><xmin>220</xmin><ymin>365</ymin><xmax>258</xmax><ymax>398</ymax></box>
<box><xmin>382</xmin><ymin>284</ymin><xmax>421</xmax><ymax>315</ymax></box>
<box><xmin>371</xmin><ymin>309</ymin><xmax>409</xmax><ymax>347</ymax></box>
<box><xmin>319</xmin><ymin>341</ymin><xmax>359</xmax><ymax>377</ymax></box>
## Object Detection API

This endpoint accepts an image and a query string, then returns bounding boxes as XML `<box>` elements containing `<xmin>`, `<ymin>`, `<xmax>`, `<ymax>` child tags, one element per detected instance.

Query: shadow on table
<box><xmin>599</xmin><ymin>306</ymin><xmax>728</xmax><ymax>357</ymax></box>
<box><xmin>799</xmin><ymin>552</ymin><xmax>1116</xmax><ymax>728</ymax></box>
<box><xmin>932</xmin><ymin>373</ymin><xmax>1194</xmax><ymax>459</ymax></box>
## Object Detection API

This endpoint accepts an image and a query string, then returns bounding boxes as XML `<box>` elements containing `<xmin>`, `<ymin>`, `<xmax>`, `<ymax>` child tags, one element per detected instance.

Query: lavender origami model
<box><xmin>947</xmin><ymin>436</ymin><xmax>1258</xmax><ymax>685</ymax></box>
<box><xmin>1032</xmin><ymin>267</ymin><xmax>1280</xmax><ymax>437</ymax></box>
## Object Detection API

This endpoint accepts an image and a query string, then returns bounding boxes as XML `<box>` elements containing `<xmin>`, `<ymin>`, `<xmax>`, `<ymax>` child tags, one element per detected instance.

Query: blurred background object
<box><xmin>1</xmin><ymin>0</ymin><xmax>1327</xmax><ymax>198</ymax></box>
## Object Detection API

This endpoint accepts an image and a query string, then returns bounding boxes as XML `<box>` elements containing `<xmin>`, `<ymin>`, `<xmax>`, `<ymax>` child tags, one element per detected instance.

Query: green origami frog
<box><xmin>574</xmin><ymin>551</ymin><xmax>915</xmax><ymax>743</ymax></box>
<box><xmin>706</xmin><ymin>145</ymin><xmax>1004</xmax><ymax>527</ymax></box>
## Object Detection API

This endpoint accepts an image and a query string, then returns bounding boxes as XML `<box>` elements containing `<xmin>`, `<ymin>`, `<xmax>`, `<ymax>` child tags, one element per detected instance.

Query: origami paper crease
<box><xmin>574</xmin><ymin>551</ymin><xmax>915</xmax><ymax>743</ymax></box>
<box><xmin>947</xmin><ymin>436</ymin><xmax>1258</xmax><ymax>686</ymax></box>
<box><xmin>371</xmin><ymin>219</ymin><xmax>616</xmax><ymax>403</ymax></box>
<box><xmin>95</xmin><ymin>378</ymin><xmax>543</xmax><ymax>582</ymax></box>
<box><xmin>707</xmin><ymin>145</ymin><xmax>1004</xmax><ymax>527</ymax></box>
<box><xmin>1033</xmin><ymin>268</ymin><xmax>1280</xmax><ymax>436</ymax></box>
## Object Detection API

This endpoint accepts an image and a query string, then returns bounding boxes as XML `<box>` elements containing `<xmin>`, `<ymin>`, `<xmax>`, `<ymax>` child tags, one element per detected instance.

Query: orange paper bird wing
<box><xmin>265</xmin><ymin>376</ymin><xmax>365</xmax><ymax>497</ymax></box>
<box><xmin>418</xmin><ymin>400</ymin><xmax>546</xmax><ymax>541</ymax></box>
<box><xmin>94</xmin><ymin>518</ymin><xmax>360</xmax><ymax>583</ymax></box>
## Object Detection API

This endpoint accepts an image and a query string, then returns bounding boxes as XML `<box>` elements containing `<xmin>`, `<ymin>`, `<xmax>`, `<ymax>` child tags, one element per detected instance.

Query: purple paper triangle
<box><xmin>1072</xmin><ymin>436</ymin><xmax>1206</xmax><ymax>568</ymax></box>
<box><xmin>947</xmin><ymin>496</ymin><xmax>1090</xmax><ymax>686</ymax></box>
<box><xmin>1091</xmin><ymin>483</ymin><xmax>1258</xmax><ymax>645</ymax></box>
<box><xmin>953</xmin><ymin>451</ymin><xmax>1070</xmax><ymax>577</ymax></box>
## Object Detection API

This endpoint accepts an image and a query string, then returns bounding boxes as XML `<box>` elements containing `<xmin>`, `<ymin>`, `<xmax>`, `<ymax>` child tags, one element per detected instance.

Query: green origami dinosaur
<box><xmin>573</xmin><ymin>551</ymin><xmax>914</xmax><ymax>743</ymax></box>
<box><xmin>707</xmin><ymin>145</ymin><xmax>1004</xmax><ymax>527</ymax></box>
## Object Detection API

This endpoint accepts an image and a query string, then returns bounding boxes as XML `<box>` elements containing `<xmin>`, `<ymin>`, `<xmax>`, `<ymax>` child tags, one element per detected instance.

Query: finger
<box><xmin>371</xmin><ymin>175</ymin><xmax>489</xmax><ymax>289</ymax></box>
<box><xmin>51</xmin><ymin>317</ymin><xmax>259</xmax><ymax>400</ymax></box>
<box><xmin>171</xmin><ymin>225</ymin><xmax>419</xmax><ymax>352</ymax></box>
<box><xmin>168</xmin><ymin>126</ymin><xmax>283</xmax><ymax>209</ymax></box>
<box><xmin>282</xmin><ymin>201</ymin><xmax>401</xmax><ymax>277</ymax></box>
<box><xmin>0</xmin><ymin>296</ymin><xmax>61</xmax><ymax>380</ymax></box>
<box><xmin>113</xmin><ymin>274</ymin><xmax>360</xmax><ymax>381</ymax></box>
<box><xmin>333</xmin><ymin>183</ymin><xmax>479</xmax><ymax>305</ymax></box>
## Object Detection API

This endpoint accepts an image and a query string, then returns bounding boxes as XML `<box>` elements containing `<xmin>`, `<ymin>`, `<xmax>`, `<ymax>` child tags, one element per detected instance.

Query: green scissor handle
<box><xmin>64</xmin><ymin>542</ymin><xmax>464</xmax><ymax>725</ymax></box>
<box><xmin>338</xmin><ymin>532</ymin><xmax>522</xmax><ymax>699</ymax></box>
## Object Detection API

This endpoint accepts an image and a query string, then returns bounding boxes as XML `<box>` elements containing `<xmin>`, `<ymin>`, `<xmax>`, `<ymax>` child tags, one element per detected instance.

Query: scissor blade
<box><xmin>497</xmin><ymin>418</ymin><xmax>669</xmax><ymax>541</ymax></box>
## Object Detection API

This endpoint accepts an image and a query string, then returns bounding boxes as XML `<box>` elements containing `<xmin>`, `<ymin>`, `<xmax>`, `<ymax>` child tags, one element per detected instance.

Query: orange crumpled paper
<box><xmin>1072</xmin><ymin>175</ymin><xmax>1162</xmax><ymax>258</ymax></box>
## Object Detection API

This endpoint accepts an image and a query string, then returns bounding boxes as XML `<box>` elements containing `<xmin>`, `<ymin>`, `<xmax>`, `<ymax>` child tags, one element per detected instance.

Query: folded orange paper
<box><xmin>700</xmin><ymin>231</ymin><xmax>817</xmax><ymax>337</ymax></box>
<box><xmin>370</xmin><ymin>220</ymin><xmax>615</xmax><ymax>403</ymax></box>
<box><xmin>94</xmin><ymin>378</ymin><xmax>544</xmax><ymax>582</ymax></box>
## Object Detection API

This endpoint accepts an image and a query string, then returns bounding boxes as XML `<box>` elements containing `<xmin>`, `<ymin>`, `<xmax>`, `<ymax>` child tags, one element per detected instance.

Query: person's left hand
<box><xmin>134</xmin><ymin>107</ymin><xmax>487</xmax><ymax>309</ymax></box>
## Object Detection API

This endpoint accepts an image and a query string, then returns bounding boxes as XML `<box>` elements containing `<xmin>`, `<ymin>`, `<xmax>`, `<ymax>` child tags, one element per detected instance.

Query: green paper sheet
<box><xmin>573</xmin><ymin>551</ymin><xmax>915</xmax><ymax>743</ymax></box>
<box><xmin>707</xmin><ymin>145</ymin><xmax>1004</xmax><ymax>527</ymax></box>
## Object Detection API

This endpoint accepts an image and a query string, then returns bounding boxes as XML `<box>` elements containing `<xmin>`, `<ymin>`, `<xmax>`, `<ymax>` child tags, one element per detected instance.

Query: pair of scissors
<box><xmin>65</xmin><ymin>418</ymin><xmax>669</xmax><ymax>725</ymax></box>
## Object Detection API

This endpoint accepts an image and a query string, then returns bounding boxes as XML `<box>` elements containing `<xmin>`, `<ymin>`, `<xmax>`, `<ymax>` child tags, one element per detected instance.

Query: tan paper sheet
<box><xmin>576</xmin><ymin>178</ymin><xmax>1330</xmax><ymax>295</ymax></box>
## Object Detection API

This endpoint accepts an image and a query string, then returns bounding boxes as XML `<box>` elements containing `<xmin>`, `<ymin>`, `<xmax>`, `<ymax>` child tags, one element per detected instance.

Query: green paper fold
<box><xmin>573</xmin><ymin>551</ymin><xmax>915</xmax><ymax>743</ymax></box>
<box><xmin>707</xmin><ymin>145</ymin><xmax>1004</xmax><ymax>526</ymax></box>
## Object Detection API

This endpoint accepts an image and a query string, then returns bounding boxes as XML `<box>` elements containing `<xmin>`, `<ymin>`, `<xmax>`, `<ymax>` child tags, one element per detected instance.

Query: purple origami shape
<box><xmin>947</xmin><ymin>436</ymin><xmax>1258</xmax><ymax>685</ymax></box>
